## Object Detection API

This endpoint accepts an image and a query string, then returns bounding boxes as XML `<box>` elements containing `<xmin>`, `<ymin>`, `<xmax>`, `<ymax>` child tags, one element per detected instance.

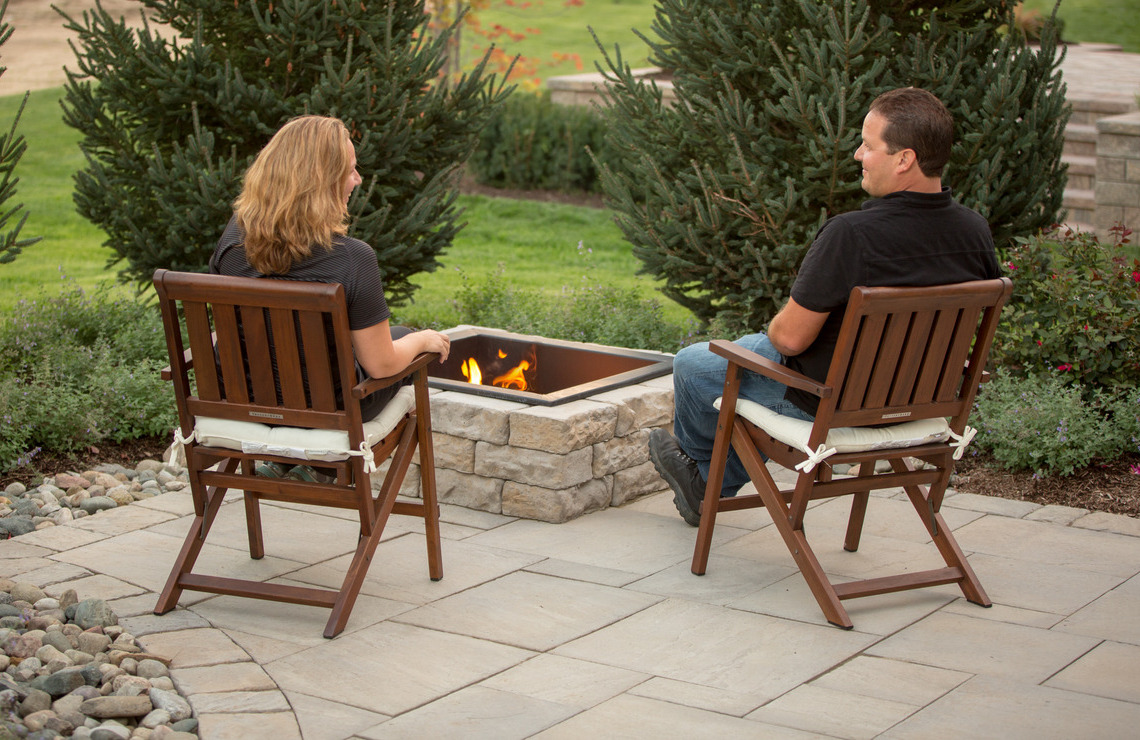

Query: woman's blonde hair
<box><xmin>234</xmin><ymin>115</ymin><xmax>356</xmax><ymax>274</ymax></box>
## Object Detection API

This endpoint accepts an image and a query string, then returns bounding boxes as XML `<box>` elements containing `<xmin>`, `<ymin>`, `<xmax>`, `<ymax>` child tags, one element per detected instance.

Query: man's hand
<box><xmin>767</xmin><ymin>297</ymin><xmax>828</xmax><ymax>357</ymax></box>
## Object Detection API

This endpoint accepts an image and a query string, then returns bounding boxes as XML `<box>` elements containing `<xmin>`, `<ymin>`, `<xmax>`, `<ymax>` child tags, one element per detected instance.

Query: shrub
<box><xmin>993</xmin><ymin>225</ymin><xmax>1140</xmax><ymax>392</ymax></box>
<box><xmin>0</xmin><ymin>1</ymin><xmax>42</xmax><ymax>265</ymax></box>
<box><xmin>58</xmin><ymin>0</ymin><xmax>510</xmax><ymax>305</ymax></box>
<box><xmin>451</xmin><ymin>268</ymin><xmax>691</xmax><ymax>353</ymax></box>
<box><xmin>594</xmin><ymin>0</ymin><xmax>1068</xmax><ymax>333</ymax></box>
<box><xmin>0</xmin><ymin>279</ymin><xmax>175</xmax><ymax>471</ymax></box>
<box><xmin>468</xmin><ymin>90</ymin><xmax>613</xmax><ymax>193</ymax></box>
<box><xmin>972</xmin><ymin>369</ymin><xmax>1140</xmax><ymax>477</ymax></box>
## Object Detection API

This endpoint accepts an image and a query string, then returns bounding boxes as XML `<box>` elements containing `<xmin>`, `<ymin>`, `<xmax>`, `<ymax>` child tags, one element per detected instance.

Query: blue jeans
<box><xmin>672</xmin><ymin>333</ymin><xmax>813</xmax><ymax>497</ymax></box>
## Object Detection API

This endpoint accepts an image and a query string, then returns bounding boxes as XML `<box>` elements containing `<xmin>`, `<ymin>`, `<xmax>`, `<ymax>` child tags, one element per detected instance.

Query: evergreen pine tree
<box><xmin>0</xmin><ymin>0</ymin><xmax>42</xmax><ymax>265</ymax></box>
<box><xmin>60</xmin><ymin>0</ymin><xmax>511</xmax><ymax>304</ymax></box>
<box><xmin>594</xmin><ymin>0</ymin><xmax>1068</xmax><ymax>332</ymax></box>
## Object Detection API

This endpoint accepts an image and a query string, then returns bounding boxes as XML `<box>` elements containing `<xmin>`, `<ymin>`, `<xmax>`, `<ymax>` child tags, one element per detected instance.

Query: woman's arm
<box><xmin>351</xmin><ymin>320</ymin><xmax>451</xmax><ymax>378</ymax></box>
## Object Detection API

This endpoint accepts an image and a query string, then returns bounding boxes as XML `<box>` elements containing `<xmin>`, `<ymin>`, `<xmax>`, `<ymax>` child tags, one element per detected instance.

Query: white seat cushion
<box><xmin>194</xmin><ymin>386</ymin><xmax>415</xmax><ymax>462</ymax></box>
<box><xmin>715</xmin><ymin>396</ymin><xmax>950</xmax><ymax>454</ymax></box>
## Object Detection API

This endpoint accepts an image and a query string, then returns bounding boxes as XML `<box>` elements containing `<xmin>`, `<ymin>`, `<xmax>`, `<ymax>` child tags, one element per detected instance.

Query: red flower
<box><xmin>1132</xmin><ymin>270</ymin><xmax>1140</xmax><ymax>283</ymax></box>
<box><xmin>1057</xmin><ymin>363</ymin><xmax>1072</xmax><ymax>372</ymax></box>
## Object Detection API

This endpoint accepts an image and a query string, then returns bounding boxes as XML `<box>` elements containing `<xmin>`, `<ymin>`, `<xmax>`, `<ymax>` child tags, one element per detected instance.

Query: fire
<box><xmin>460</xmin><ymin>357</ymin><xmax>482</xmax><ymax>385</ymax></box>
<box><xmin>461</xmin><ymin>345</ymin><xmax>536</xmax><ymax>392</ymax></box>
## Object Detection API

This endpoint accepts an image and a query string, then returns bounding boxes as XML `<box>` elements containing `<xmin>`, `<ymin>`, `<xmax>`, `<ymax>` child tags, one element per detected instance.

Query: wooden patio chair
<box><xmin>152</xmin><ymin>269</ymin><xmax>442</xmax><ymax>638</ymax></box>
<box><xmin>693</xmin><ymin>278</ymin><xmax>1012</xmax><ymax>629</ymax></box>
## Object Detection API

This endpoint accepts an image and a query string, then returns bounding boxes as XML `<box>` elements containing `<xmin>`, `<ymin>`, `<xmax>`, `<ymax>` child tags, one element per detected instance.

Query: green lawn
<box><xmin>1021</xmin><ymin>0</ymin><xmax>1140</xmax><ymax>52</ymax></box>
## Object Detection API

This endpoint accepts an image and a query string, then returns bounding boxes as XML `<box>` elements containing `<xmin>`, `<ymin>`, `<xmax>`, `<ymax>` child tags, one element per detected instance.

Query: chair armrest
<box><xmin>351</xmin><ymin>352</ymin><xmax>440</xmax><ymax>400</ymax></box>
<box><xmin>708</xmin><ymin>339</ymin><xmax>832</xmax><ymax>399</ymax></box>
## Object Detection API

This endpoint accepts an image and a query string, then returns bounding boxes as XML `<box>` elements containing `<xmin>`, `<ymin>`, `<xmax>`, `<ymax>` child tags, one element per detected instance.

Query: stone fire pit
<box><xmin>376</xmin><ymin>328</ymin><xmax>675</xmax><ymax>523</ymax></box>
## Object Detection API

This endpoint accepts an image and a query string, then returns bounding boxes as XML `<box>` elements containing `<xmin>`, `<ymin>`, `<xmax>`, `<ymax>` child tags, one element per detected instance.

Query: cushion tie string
<box><xmin>169</xmin><ymin>428</ymin><xmax>198</xmax><ymax>469</ymax></box>
<box><xmin>795</xmin><ymin>443</ymin><xmax>837</xmax><ymax>474</ymax></box>
<box><xmin>948</xmin><ymin>425</ymin><xmax>977</xmax><ymax>460</ymax></box>
<box><xmin>345</xmin><ymin>441</ymin><xmax>378</xmax><ymax>474</ymax></box>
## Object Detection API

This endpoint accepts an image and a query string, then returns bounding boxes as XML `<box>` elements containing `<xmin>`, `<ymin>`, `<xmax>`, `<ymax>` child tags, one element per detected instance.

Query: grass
<box><xmin>1020</xmin><ymin>0</ymin><xmax>1140</xmax><ymax>52</ymax></box>
<box><xmin>459</xmin><ymin>0</ymin><xmax>659</xmax><ymax>86</ymax></box>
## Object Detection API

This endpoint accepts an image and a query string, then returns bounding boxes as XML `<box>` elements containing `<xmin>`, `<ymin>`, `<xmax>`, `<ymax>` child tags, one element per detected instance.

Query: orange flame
<box><xmin>461</xmin><ymin>345</ymin><xmax>536</xmax><ymax>392</ymax></box>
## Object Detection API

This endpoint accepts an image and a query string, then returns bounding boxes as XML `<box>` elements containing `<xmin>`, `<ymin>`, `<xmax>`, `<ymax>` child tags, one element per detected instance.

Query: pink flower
<box><xmin>1132</xmin><ymin>270</ymin><xmax>1140</xmax><ymax>283</ymax></box>
<box><xmin>1057</xmin><ymin>363</ymin><xmax>1072</xmax><ymax>371</ymax></box>
<box><xmin>1131</xmin><ymin>463</ymin><xmax>1140</xmax><ymax>476</ymax></box>
<box><xmin>1035</xmin><ymin>340</ymin><xmax>1043</xmax><ymax>346</ymax></box>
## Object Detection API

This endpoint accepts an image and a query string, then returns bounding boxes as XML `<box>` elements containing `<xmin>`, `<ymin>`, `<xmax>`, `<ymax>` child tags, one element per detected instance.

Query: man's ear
<box><xmin>895</xmin><ymin>148</ymin><xmax>918</xmax><ymax>174</ymax></box>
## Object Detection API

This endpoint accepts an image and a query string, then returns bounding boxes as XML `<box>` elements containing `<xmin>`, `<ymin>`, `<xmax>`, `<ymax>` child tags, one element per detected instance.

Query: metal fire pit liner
<box><xmin>427</xmin><ymin>326</ymin><xmax>674</xmax><ymax>407</ymax></box>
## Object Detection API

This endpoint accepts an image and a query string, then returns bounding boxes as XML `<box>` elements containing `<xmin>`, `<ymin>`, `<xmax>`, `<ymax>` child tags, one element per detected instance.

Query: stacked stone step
<box><xmin>1062</xmin><ymin>97</ymin><xmax>1136</xmax><ymax>231</ymax></box>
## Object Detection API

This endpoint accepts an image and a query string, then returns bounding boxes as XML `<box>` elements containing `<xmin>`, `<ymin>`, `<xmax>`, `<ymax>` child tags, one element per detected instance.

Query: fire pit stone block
<box><xmin>508</xmin><ymin>400</ymin><xmax>619</xmax><ymax>454</ymax></box>
<box><xmin>429</xmin><ymin>392</ymin><xmax>523</xmax><ymax>445</ymax></box>
<box><xmin>502</xmin><ymin>479</ymin><xmax>612</xmax><ymax>522</ymax></box>
<box><xmin>476</xmin><ymin>443</ymin><xmax>595</xmax><ymax>489</ymax></box>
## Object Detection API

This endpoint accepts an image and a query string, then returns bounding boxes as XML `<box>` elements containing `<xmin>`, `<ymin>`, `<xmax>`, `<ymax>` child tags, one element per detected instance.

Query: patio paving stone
<box><xmin>478</xmin><ymin>653</ymin><xmax>647</xmax><ymax>710</ymax></box>
<box><xmin>188</xmin><ymin>689</ymin><xmax>291</xmax><ymax>714</ymax></box>
<box><xmin>964</xmin><ymin>551</ymin><xmax>1123</xmax><ymax>614</ymax></box>
<box><xmin>867</xmin><ymin>611</ymin><xmax>1099</xmax><ymax>682</ymax></box>
<box><xmin>809</xmin><ymin>655</ymin><xmax>971</xmax><ymax>706</ymax></box>
<box><xmin>1071</xmin><ymin>510</ymin><xmax>1140</xmax><ymax>537</ymax></box>
<box><xmin>1043</xmin><ymin>640</ymin><xmax>1140</xmax><ymax>704</ymax></box>
<box><xmin>196</xmin><ymin>711</ymin><xmax>302</xmax><ymax>740</ymax></box>
<box><xmin>531</xmin><ymin>693</ymin><xmax>819</xmax><ymax>738</ymax></box>
<box><xmin>139</xmin><ymin>627</ymin><xmax>252</xmax><ymax>668</ymax></box>
<box><xmin>882</xmin><ymin>675</ymin><xmax>1140</xmax><ymax>738</ymax></box>
<box><xmin>553</xmin><ymin>598</ymin><xmax>875</xmax><ymax>703</ymax></box>
<box><xmin>745</xmin><ymin>683</ymin><xmax>919</xmax><ymax>739</ymax></box>
<box><xmin>522</xmin><ymin>556</ymin><xmax>645</xmax><ymax>587</ymax></box>
<box><xmin>173</xmin><ymin>661</ymin><xmax>279</xmax><ymax>694</ymax></box>
<box><xmin>283</xmin><ymin>691</ymin><xmax>390</xmax><ymax>740</ymax></box>
<box><xmin>356</xmin><ymin>685</ymin><xmax>575</xmax><ymax>740</ymax></box>
<box><xmin>953</xmin><ymin>516</ymin><xmax>1140</xmax><ymax>578</ymax></box>
<box><xmin>1053</xmin><ymin>572</ymin><xmax>1140</xmax><ymax>644</ymax></box>
<box><xmin>264</xmin><ymin>621</ymin><xmax>533</xmax><ymax>716</ymax></box>
<box><xmin>394</xmin><ymin>570</ymin><xmax>661</xmax><ymax>651</ymax></box>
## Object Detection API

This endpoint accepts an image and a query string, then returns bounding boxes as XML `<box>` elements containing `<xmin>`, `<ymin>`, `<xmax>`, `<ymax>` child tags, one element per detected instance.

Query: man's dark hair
<box><xmin>869</xmin><ymin>87</ymin><xmax>954</xmax><ymax>177</ymax></box>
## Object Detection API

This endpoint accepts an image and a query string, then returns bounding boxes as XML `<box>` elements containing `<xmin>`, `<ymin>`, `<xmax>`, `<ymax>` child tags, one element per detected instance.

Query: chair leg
<box><xmin>155</xmin><ymin>457</ymin><xmax>238</xmax><ymax>615</ymax></box>
<box><xmin>324</xmin><ymin>458</ymin><xmax>403</xmax><ymax>638</ymax></box>
<box><xmin>413</xmin><ymin>376</ymin><xmax>443</xmax><ymax>582</ymax></box>
<box><xmin>892</xmin><ymin>458</ymin><xmax>991</xmax><ymax>608</ymax></box>
<box><xmin>843</xmin><ymin>463</ymin><xmax>874</xmax><ymax>552</ymax></box>
<box><xmin>241</xmin><ymin>459</ymin><xmax>264</xmax><ymax>560</ymax></box>
<box><xmin>735</xmin><ymin>423</ymin><xmax>852</xmax><ymax>629</ymax></box>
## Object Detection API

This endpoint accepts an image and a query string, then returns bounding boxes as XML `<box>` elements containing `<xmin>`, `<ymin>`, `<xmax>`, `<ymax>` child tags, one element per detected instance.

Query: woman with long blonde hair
<box><xmin>210</xmin><ymin>115</ymin><xmax>450</xmax><ymax>432</ymax></box>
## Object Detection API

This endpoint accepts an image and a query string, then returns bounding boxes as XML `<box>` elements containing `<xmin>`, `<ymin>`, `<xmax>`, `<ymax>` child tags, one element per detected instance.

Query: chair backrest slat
<box><xmin>239</xmin><ymin>306</ymin><xmax>278</xmax><ymax>406</ymax></box>
<box><xmin>823</xmin><ymin>279</ymin><xmax>1012</xmax><ymax>427</ymax></box>
<box><xmin>185</xmin><ymin>302</ymin><xmax>220</xmax><ymax>401</ymax></box>
<box><xmin>212</xmin><ymin>303</ymin><xmax>250</xmax><ymax>404</ymax></box>
<box><xmin>267</xmin><ymin>307</ymin><xmax>308</xmax><ymax>407</ymax></box>
<box><xmin>298</xmin><ymin>312</ymin><xmax>337</xmax><ymax>412</ymax></box>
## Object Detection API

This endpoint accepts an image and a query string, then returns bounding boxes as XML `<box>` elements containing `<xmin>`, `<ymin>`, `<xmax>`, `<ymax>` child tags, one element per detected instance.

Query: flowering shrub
<box><xmin>972</xmin><ymin>369</ymin><xmax>1140</xmax><ymax>477</ymax></box>
<box><xmin>0</xmin><ymin>279</ymin><xmax>175</xmax><ymax>471</ymax></box>
<box><xmin>993</xmin><ymin>225</ymin><xmax>1140</xmax><ymax>393</ymax></box>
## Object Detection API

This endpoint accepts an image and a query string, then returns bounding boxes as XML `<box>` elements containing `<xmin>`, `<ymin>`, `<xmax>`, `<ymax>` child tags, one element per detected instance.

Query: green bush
<box><xmin>468</xmin><ymin>90</ymin><xmax>613</xmax><ymax>193</ymax></box>
<box><xmin>0</xmin><ymin>279</ymin><xmax>175</xmax><ymax>471</ymax></box>
<box><xmin>993</xmin><ymin>226</ymin><xmax>1140</xmax><ymax>392</ymax></box>
<box><xmin>972</xmin><ymin>369</ymin><xmax>1140</xmax><ymax>477</ymax></box>
<box><xmin>451</xmin><ymin>267</ymin><xmax>691</xmax><ymax>353</ymax></box>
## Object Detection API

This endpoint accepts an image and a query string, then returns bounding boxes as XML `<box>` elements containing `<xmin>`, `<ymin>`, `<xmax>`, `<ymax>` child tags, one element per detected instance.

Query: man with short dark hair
<box><xmin>650</xmin><ymin>87</ymin><xmax>1001</xmax><ymax>526</ymax></box>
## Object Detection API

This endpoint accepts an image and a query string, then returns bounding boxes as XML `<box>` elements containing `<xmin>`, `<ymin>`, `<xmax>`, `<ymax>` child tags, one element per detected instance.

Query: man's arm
<box><xmin>767</xmin><ymin>297</ymin><xmax>829</xmax><ymax>357</ymax></box>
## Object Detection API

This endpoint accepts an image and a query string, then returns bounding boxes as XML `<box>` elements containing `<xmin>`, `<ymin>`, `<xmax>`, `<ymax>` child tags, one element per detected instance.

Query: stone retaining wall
<box><xmin>1095</xmin><ymin>111</ymin><xmax>1140</xmax><ymax>234</ymax></box>
<box><xmin>379</xmin><ymin>376</ymin><xmax>674</xmax><ymax>523</ymax></box>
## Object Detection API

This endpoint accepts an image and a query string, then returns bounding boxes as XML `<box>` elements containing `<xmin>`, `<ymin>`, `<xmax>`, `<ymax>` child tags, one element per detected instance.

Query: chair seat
<box><xmin>195</xmin><ymin>386</ymin><xmax>415</xmax><ymax>461</ymax></box>
<box><xmin>715</xmin><ymin>396</ymin><xmax>950</xmax><ymax>455</ymax></box>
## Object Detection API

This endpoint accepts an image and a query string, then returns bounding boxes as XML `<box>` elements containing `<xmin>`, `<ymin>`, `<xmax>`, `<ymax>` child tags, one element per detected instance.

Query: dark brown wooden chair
<box><xmin>694</xmin><ymin>278</ymin><xmax>1012</xmax><ymax>629</ymax></box>
<box><xmin>152</xmin><ymin>269</ymin><xmax>442</xmax><ymax>638</ymax></box>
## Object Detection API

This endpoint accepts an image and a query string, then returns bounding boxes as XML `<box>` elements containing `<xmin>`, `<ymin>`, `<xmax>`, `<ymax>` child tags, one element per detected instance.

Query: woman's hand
<box><xmin>412</xmin><ymin>329</ymin><xmax>450</xmax><ymax>362</ymax></box>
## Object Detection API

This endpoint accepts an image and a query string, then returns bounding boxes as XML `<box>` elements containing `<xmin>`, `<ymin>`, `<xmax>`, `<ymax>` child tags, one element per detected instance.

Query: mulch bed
<box><xmin>953</xmin><ymin>452</ymin><xmax>1140</xmax><ymax>518</ymax></box>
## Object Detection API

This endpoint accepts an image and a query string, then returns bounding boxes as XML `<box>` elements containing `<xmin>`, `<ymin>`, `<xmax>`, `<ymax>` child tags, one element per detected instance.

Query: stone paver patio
<box><xmin>3</xmin><ymin>462</ymin><xmax>1138</xmax><ymax>739</ymax></box>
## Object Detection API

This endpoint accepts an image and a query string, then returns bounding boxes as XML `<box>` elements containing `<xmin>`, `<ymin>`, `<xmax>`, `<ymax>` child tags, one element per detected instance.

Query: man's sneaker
<box><xmin>648</xmin><ymin>428</ymin><xmax>706</xmax><ymax>527</ymax></box>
